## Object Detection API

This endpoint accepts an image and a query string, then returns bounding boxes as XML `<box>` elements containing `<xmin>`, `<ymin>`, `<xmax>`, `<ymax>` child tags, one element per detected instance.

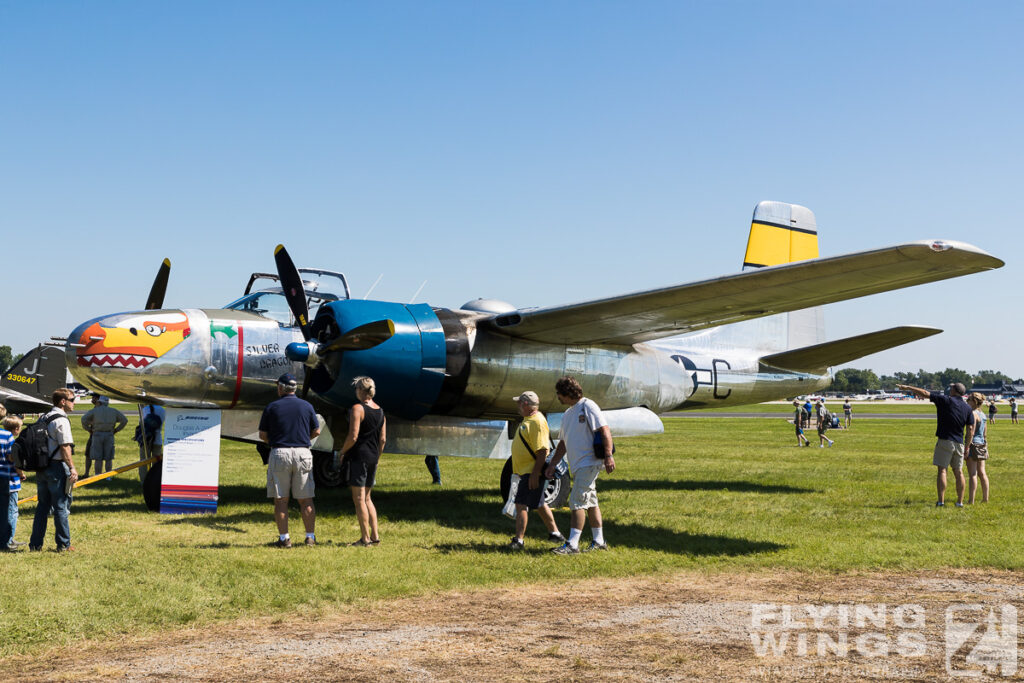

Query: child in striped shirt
<box><xmin>1</xmin><ymin>414</ymin><xmax>25</xmax><ymax>551</ymax></box>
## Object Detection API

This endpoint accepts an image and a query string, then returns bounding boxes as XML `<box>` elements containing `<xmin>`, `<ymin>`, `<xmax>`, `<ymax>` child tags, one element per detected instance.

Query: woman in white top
<box><xmin>964</xmin><ymin>392</ymin><xmax>990</xmax><ymax>504</ymax></box>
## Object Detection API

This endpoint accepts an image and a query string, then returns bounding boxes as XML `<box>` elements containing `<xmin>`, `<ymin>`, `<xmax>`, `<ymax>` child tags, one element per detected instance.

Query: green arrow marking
<box><xmin>210</xmin><ymin>322</ymin><xmax>238</xmax><ymax>339</ymax></box>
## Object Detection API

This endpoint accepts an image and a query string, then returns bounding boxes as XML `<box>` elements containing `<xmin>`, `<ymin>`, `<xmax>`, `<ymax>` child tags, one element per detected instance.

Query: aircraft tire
<box><xmin>312</xmin><ymin>450</ymin><xmax>344</xmax><ymax>488</ymax></box>
<box><xmin>545</xmin><ymin>471</ymin><xmax>571</xmax><ymax>509</ymax></box>
<box><xmin>142</xmin><ymin>463</ymin><xmax>162</xmax><ymax>511</ymax></box>
<box><xmin>499</xmin><ymin>458</ymin><xmax>513</xmax><ymax>501</ymax></box>
<box><xmin>499</xmin><ymin>457</ymin><xmax>571</xmax><ymax>509</ymax></box>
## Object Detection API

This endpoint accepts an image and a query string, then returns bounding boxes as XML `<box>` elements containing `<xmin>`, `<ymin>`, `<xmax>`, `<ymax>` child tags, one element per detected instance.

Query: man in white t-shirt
<box><xmin>545</xmin><ymin>376</ymin><xmax>615</xmax><ymax>554</ymax></box>
<box><xmin>29</xmin><ymin>388</ymin><xmax>78</xmax><ymax>552</ymax></box>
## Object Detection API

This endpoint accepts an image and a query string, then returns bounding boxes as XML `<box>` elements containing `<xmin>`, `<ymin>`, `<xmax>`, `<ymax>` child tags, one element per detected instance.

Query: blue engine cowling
<box><xmin>305</xmin><ymin>300</ymin><xmax>447</xmax><ymax>420</ymax></box>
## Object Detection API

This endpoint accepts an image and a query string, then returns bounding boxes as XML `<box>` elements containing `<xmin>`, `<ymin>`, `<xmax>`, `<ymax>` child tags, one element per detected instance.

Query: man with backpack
<box><xmin>29</xmin><ymin>388</ymin><xmax>78</xmax><ymax>552</ymax></box>
<box><xmin>545</xmin><ymin>376</ymin><xmax>615</xmax><ymax>554</ymax></box>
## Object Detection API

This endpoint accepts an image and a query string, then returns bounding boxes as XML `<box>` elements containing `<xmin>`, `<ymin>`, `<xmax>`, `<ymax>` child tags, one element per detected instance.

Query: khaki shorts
<box><xmin>569</xmin><ymin>462</ymin><xmax>602</xmax><ymax>511</ymax></box>
<box><xmin>267</xmin><ymin>447</ymin><xmax>315</xmax><ymax>499</ymax></box>
<box><xmin>933</xmin><ymin>439</ymin><xmax>964</xmax><ymax>470</ymax></box>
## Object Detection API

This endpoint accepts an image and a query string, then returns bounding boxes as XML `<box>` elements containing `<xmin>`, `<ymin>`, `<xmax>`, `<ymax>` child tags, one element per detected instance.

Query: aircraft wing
<box><xmin>759</xmin><ymin>325</ymin><xmax>942</xmax><ymax>374</ymax></box>
<box><xmin>485</xmin><ymin>240</ymin><xmax>1003</xmax><ymax>345</ymax></box>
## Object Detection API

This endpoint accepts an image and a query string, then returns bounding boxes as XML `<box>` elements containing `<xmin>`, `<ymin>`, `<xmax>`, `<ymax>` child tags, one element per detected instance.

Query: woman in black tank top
<box><xmin>339</xmin><ymin>376</ymin><xmax>386</xmax><ymax>546</ymax></box>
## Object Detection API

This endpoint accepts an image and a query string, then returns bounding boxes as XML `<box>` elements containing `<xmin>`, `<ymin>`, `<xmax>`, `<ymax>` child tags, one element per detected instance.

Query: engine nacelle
<box><xmin>308</xmin><ymin>300</ymin><xmax>448</xmax><ymax>420</ymax></box>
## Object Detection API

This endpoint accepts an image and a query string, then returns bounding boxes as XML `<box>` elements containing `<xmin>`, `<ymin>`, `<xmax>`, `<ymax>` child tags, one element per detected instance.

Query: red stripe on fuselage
<box><xmin>229</xmin><ymin>325</ymin><xmax>244</xmax><ymax>408</ymax></box>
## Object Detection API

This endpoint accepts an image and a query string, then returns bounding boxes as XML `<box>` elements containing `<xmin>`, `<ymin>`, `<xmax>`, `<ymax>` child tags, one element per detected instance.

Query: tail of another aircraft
<box><xmin>676</xmin><ymin>201</ymin><xmax>825</xmax><ymax>354</ymax></box>
<box><xmin>1</xmin><ymin>345</ymin><xmax>68</xmax><ymax>410</ymax></box>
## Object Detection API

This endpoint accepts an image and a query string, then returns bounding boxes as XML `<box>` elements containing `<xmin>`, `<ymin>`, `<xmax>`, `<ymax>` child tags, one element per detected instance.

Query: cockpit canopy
<box><xmin>224</xmin><ymin>268</ymin><xmax>350</xmax><ymax>327</ymax></box>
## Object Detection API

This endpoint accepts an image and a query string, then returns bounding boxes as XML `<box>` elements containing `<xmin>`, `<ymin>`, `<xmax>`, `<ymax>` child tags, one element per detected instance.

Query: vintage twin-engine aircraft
<box><xmin>65</xmin><ymin>201</ymin><xmax>1003</xmax><ymax>498</ymax></box>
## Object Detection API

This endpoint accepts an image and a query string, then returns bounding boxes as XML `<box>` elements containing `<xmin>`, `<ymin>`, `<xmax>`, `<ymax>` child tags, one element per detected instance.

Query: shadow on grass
<box><xmin>64</xmin><ymin>477</ymin><xmax>786</xmax><ymax>556</ymax></box>
<box><xmin>435</xmin><ymin>524</ymin><xmax>784</xmax><ymax>556</ymax></box>
<box><xmin>600</xmin><ymin>478</ymin><xmax>816</xmax><ymax>495</ymax></box>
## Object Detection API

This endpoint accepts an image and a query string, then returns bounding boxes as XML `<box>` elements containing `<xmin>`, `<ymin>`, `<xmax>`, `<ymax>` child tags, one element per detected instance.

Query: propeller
<box><xmin>275</xmin><ymin>245</ymin><xmax>396</xmax><ymax>399</ymax></box>
<box><xmin>273</xmin><ymin>244</ymin><xmax>311</xmax><ymax>340</ymax></box>
<box><xmin>145</xmin><ymin>258</ymin><xmax>171</xmax><ymax>310</ymax></box>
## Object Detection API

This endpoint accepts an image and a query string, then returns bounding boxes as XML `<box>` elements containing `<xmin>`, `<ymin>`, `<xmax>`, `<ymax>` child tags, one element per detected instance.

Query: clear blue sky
<box><xmin>1</xmin><ymin>2</ymin><xmax>1020</xmax><ymax>378</ymax></box>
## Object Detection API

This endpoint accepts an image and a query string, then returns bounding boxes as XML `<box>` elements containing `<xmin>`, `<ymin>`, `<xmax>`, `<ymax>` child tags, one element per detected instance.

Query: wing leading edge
<box><xmin>485</xmin><ymin>240</ymin><xmax>1003</xmax><ymax>346</ymax></box>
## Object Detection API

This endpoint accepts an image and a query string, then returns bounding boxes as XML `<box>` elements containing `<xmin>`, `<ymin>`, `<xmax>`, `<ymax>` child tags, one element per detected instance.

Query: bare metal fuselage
<box><xmin>67</xmin><ymin>307</ymin><xmax>826</xmax><ymax>443</ymax></box>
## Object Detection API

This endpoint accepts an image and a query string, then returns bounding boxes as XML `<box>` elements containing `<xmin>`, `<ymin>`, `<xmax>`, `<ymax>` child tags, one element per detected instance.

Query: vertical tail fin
<box><xmin>672</xmin><ymin>201</ymin><xmax>825</xmax><ymax>354</ymax></box>
<box><xmin>743</xmin><ymin>201</ymin><xmax>819</xmax><ymax>268</ymax></box>
<box><xmin>1</xmin><ymin>344</ymin><xmax>68</xmax><ymax>410</ymax></box>
<box><xmin>742</xmin><ymin>201</ymin><xmax>824</xmax><ymax>351</ymax></box>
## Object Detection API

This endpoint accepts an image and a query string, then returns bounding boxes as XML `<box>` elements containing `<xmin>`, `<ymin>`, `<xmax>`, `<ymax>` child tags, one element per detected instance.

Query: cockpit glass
<box><xmin>224</xmin><ymin>293</ymin><xmax>293</xmax><ymax>325</ymax></box>
<box><xmin>223</xmin><ymin>292</ymin><xmax>337</xmax><ymax>327</ymax></box>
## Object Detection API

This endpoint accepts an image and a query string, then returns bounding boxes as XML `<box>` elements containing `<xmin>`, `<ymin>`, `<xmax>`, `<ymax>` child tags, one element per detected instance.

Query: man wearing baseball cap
<box><xmin>897</xmin><ymin>381</ymin><xmax>975</xmax><ymax>507</ymax></box>
<box><xmin>506</xmin><ymin>391</ymin><xmax>564</xmax><ymax>551</ymax></box>
<box><xmin>259</xmin><ymin>373</ymin><xmax>321</xmax><ymax>547</ymax></box>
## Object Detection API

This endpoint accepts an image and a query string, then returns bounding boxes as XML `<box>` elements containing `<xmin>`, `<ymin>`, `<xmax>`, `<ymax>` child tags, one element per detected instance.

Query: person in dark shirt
<box><xmin>258</xmin><ymin>373</ymin><xmax>321</xmax><ymax>547</ymax></box>
<box><xmin>338</xmin><ymin>376</ymin><xmax>386</xmax><ymax>546</ymax></box>
<box><xmin>897</xmin><ymin>382</ymin><xmax>975</xmax><ymax>507</ymax></box>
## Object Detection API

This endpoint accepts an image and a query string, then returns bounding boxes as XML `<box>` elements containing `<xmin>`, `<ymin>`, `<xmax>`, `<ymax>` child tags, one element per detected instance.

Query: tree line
<box><xmin>832</xmin><ymin>368</ymin><xmax>1022</xmax><ymax>394</ymax></box>
<box><xmin>0</xmin><ymin>346</ymin><xmax>13</xmax><ymax>376</ymax></box>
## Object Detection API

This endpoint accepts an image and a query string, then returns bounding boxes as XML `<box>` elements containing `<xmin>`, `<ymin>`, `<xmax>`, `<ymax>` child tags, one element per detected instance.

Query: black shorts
<box><xmin>514</xmin><ymin>475</ymin><xmax>549</xmax><ymax>509</ymax></box>
<box><xmin>345</xmin><ymin>459</ymin><xmax>377</xmax><ymax>488</ymax></box>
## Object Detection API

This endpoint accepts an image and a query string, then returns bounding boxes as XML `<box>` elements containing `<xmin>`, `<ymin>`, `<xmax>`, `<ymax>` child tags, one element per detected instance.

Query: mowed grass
<box><xmin>1</xmin><ymin>414</ymin><xmax>1023</xmax><ymax>657</ymax></box>
<box><xmin>685</xmin><ymin>402</ymin><xmax>941</xmax><ymax>414</ymax></box>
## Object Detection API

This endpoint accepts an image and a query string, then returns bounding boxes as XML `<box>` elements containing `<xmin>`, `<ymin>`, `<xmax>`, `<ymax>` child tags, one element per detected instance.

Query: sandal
<box><xmin>350</xmin><ymin>539</ymin><xmax>371</xmax><ymax>547</ymax></box>
<box><xmin>369</xmin><ymin>538</ymin><xmax>380</xmax><ymax>545</ymax></box>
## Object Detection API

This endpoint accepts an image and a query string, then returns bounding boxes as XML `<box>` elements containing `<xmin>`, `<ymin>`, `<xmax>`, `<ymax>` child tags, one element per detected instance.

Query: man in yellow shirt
<box><xmin>507</xmin><ymin>391</ymin><xmax>564</xmax><ymax>552</ymax></box>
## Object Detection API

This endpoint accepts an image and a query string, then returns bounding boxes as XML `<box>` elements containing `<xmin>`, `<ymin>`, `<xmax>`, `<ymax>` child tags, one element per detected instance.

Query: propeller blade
<box><xmin>274</xmin><ymin>245</ymin><xmax>311</xmax><ymax>340</ymax></box>
<box><xmin>323</xmin><ymin>319</ymin><xmax>396</xmax><ymax>353</ymax></box>
<box><xmin>300</xmin><ymin>369</ymin><xmax>312</xmax><ymax>400</ymax></box>
<box><xmin>145</xmin><ymin>258</ymin><xmax>171</xmax><ymax>310</ymax></box>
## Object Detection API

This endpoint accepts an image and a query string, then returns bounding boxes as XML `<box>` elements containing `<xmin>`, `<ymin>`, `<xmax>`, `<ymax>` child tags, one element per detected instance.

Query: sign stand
<box><xmin>160</xmin><ymin>408</ymin><xmax>221</xmax><ymax>514</ymax></box>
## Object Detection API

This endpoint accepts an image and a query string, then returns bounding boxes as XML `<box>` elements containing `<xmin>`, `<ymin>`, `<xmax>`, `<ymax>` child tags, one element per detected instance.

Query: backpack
<box><xmin>819</xmin><ymin>408</ymin><xmax>831</xmax><ymax>430</ymax></box>
<box><xmin>133</xmin><ymin>409</ymin><xmax>163</xmax><ymax>446</ymax></box>
<box><xmin>593</xmin><ymin>430</ymin><xmax>615</xmax><ymax>459</ymax></box>
<box><xmin>13</xmin><ymin>414</ymin><xmax>66</xmax><ymax>472</ymax></box>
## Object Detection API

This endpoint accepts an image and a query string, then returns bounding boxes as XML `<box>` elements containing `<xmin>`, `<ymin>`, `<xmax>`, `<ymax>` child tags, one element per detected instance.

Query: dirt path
<box><xmin>7</xmin><ymin>569</ymin><xmax>1024</xmax><ymax>681</ymax></box>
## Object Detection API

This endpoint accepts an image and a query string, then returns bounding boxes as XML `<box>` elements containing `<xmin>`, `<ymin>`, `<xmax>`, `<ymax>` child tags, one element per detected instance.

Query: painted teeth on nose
<box><xmin>80</xmin><ymin>354</ymin><xmax>155</xmax><ymax>369</ymax></box>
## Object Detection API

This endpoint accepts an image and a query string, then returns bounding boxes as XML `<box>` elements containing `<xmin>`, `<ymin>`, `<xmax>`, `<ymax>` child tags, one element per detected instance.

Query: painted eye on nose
<box><xmin>145</xmin><ymin>324</ymin><xmax>163</xmax><ymax>336</ymax></box>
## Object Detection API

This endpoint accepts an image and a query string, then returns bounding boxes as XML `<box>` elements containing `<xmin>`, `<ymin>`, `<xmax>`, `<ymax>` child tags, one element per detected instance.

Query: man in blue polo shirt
<box><xmin>259</xmin><ymin>373</ymin><xmax>321</xmax><ymax>547</ymax></box>
<box><xmin>897</xmin><ymin>382</ymin><xmax>975</xmax><ymax>508</ymax></box>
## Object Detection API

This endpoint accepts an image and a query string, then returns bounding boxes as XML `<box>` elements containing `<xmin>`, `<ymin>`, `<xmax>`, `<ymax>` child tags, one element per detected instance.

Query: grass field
<box><xmin>2</xmin><ymin>413</ymin><xmax>1022</xmax><ymax>658</ymax></box>
<box><xmin>683</xmin><ymin>402</ymin><xmax>939</xmax><ymax>414</ymax></box>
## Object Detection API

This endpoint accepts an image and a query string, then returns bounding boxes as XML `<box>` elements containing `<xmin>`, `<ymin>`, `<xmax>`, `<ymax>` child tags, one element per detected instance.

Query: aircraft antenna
<box><xmin>409</xmin><ymin>280</ymin><xmax>427</xmax><ymax>304</ymax></box>
<box><xmin>363</xmin><ymin>273</ymin><xmax>384</xmax><ymax>299</ymax></box>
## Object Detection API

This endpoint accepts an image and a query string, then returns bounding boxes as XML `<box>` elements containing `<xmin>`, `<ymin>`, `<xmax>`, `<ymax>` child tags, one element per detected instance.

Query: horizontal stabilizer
<box><xmin>486</xmin><ymin>240</ymin><xmax>1002</xmax><ymax>346</ymax></box>
<box><xmin>759</xmin><ymin>325</ymin><xmax>942</xmax><ymax>373</ymax></box>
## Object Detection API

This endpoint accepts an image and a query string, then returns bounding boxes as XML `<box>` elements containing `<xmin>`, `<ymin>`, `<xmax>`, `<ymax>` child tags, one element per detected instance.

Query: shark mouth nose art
<box><xmin>73</xmin><ymin>312</ymin><xmax>192</xmax><ymax>370</ymax></box>
<box><xmin>78</xmin><ymin>353</ymin><xmax>158</xmax><ymax>369</ymax></box>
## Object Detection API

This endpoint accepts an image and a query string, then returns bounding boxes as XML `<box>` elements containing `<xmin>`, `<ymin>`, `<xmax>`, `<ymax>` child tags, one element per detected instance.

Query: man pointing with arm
<box><xmin>897</xmin><ymin>382</ymin><xmax>974</xmax><ymax>508</ymax></box>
